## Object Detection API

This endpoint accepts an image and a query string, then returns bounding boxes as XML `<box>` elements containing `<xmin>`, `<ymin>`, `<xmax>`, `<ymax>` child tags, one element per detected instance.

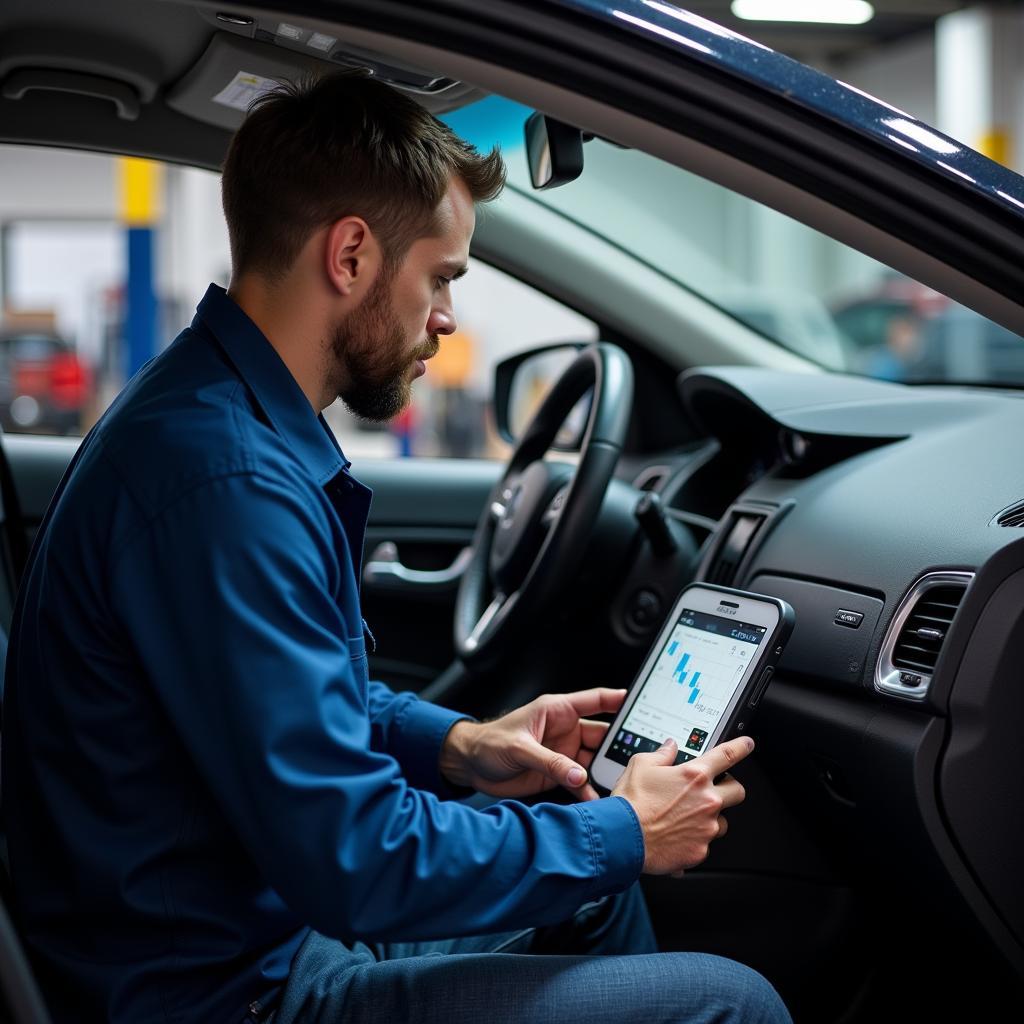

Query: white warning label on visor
<box><xmin>213</xmin><ymin>71</ymin><xmax>281</xmax><ymax>112</ymax></box>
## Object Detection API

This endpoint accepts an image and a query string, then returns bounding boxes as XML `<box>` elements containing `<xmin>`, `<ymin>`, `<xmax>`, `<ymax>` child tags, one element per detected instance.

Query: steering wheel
<box><xmin>454</xmin><ymin>343</ymin><xmax>634</xmax><ymax>671</ymax></box>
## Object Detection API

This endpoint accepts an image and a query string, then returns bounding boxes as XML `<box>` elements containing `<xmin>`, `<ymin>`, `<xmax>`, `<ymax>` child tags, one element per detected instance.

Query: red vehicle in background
<box><xmin>0</xmin><ymin>328</ymin><xmax>92</xmax><ymax>435</ymax></box>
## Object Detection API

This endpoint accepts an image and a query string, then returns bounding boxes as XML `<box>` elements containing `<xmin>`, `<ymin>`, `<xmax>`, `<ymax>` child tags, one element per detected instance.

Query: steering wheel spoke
<box><xmin>463</xmin><ymin>591</ymin><xmax>512</xmax><ymax>653</ymax></box>
<box><xmin>540</xmin><ymin>484</ymin><xmax>569</xmax><ymax>528</ymax></box>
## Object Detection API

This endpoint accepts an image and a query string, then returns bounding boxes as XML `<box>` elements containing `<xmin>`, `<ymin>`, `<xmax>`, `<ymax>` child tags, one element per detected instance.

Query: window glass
<box><xmin>5</xmin><ymin>89</ymin><xmax>1021</xmax><ymax>451</ymax></box>
<box><xmin>515</xmin><ymin>128</ymin><xmax>1020</xmax><ymax>381</ymax></box>
<box><xmin>448</xmin><ymin>96</ymin><xmax>1024</xmax><ymax>386</ymax></box>
<box><xmin>0</xmin><ymin>145</ymin><xmax>596</xmax><ymax>453</ymax></box>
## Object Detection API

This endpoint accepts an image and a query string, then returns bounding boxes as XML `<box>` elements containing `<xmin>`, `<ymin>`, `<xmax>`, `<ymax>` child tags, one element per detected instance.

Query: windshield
<box><xmin>446</xmin><ymin>96</ymin><xmax>1024</xmax><ymax>386</ymax></box>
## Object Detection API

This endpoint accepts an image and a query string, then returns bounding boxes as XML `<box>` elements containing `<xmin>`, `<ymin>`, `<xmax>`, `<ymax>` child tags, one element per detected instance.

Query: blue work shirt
<box><xmin>2</xmin><ymin>285</ymin><xmax>644</xmax><ymax>1023</ymax></box>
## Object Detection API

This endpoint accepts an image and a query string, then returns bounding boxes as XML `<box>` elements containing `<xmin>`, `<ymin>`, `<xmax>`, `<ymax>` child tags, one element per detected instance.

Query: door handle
<box><xmin>363</xmin><ymin>542</ymin><xmax>473</xmax><ymax>595</ymax></box>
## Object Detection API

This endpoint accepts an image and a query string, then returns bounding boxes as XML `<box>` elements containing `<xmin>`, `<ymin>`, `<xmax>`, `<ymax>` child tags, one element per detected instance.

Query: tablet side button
<box><xmin>749</xmin><ymin>666</ymin><xmax>774</xmax><ymax>707</ymax></box>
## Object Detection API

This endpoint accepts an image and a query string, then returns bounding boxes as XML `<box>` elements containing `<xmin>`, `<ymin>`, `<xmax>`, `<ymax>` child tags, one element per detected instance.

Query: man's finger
<box><xmin>698</xmin><ymin>736</ymin><xmax>755</xmax><ymax>778</ymax></box>
<box><xmin>518</xmin><ymin>737</ymin><xmax>588</xmax><ymax>789</ymax></box>
<box><xmin>580</xmin><ymin>719</ymin><xmax>609</xmax><ymax>749</ymax></box>
<box><xmin>562</xmin><ymin>687</ymin><xmax>628</xmax><ymax>718</ymax></box>
<box><xmin>715</xmin><ymin>776</ymin><xmax>746</xmax><ymax>810</ymax></box>
<box><xmin>651</xmin><ymin>737</ymin><xmax>677</xmax><ymax>765</ymax></box>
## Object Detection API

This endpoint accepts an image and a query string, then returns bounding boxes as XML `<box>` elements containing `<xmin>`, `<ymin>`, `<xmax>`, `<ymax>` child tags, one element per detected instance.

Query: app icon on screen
<box><xmin>686</xmin><ymin>727</ymin><xmax>708</xmax><ymax>751</ymax></box>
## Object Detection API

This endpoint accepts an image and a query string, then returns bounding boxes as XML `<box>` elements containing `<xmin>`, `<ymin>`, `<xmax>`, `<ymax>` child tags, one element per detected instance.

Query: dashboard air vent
<box><xmin>704</xmin><ymin>511</ymin><xmax>766</xmax><ymax>586</ymax></box>
<box><xmin>876</xmin><ymin>572</ymin><xmax>973</xmax><ymax>700</ymax></box>
<box><xmin>994</xmin><ymin>500</ymin><xmax>1024</xmax><ymax>527</ymax></box>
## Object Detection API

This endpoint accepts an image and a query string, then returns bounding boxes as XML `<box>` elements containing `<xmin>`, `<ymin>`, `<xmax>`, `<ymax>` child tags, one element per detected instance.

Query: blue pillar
<box><xmin>125</xmin><ymin>226</ymin><xmax>156</xmax><ymax>380</ymax></box>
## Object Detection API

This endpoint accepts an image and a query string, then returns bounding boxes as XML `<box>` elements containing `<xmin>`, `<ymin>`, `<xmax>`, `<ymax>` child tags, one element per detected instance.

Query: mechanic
<box><xmin>2</xmin><ymin>72</ymin><xmax>791</xmax><ymax>1024</ymax></box>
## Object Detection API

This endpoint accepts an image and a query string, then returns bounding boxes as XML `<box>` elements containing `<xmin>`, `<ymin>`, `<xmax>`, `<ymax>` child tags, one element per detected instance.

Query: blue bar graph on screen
<box><xmin>674</xmin><ymin>652</ymin><xmax>690</xmax><ymax>683</ymax></box>
<box><xmin>687</xmin><ymin>671</ymin><xmax>702</xmax><ymax>704</ymax></box>
<box><xmin>668</xmin><ymin>640</ymin><xmax>679</xmax><ymax>656</ymax></box>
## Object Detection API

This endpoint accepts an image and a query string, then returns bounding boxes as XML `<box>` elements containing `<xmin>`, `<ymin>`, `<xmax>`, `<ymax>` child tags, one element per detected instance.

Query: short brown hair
<box><xmin>221</xmin><ymin>71</ymin><xmax>505</xmax><ymax>280</ymax></box>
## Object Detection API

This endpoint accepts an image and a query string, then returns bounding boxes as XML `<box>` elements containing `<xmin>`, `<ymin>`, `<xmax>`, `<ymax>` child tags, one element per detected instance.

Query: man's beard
<box><xmin>329</xmin><ymin>271</ymin><xmax>439</xmax><ymax>423</ymax></box>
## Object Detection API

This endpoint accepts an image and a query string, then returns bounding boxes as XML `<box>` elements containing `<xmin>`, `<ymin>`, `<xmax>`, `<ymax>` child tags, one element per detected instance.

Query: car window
<box><xmin>0</xmin><ymin>335</ymin><xmax>70</xmax><ymax>361</ymax></box>
<box><xmin>0</xmin><ymin>145</ymin><xmax>596</xmax><ymax>450</ymax></box>
<box><xmin>445</xmin><ymin>96</ymin><xmax>1024</xmax><ymax>385</ymax></box>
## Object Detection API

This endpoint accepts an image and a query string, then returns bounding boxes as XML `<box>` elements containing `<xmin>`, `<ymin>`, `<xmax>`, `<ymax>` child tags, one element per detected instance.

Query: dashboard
<box><xmin>622</xmin><ymin>365</ymin><xmax>1024</xmax><ymax>982</ymax></box>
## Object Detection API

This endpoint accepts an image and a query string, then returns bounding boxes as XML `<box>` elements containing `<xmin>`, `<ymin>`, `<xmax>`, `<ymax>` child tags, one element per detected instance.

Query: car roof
<box><xmin>557</xmin><ymin>0</ymin><xmax>1024</xmax><ymax>220</ymax></box>
<box><xmin>3</xmin><ymin>0</ymin><xmax>1022</xmax><ymax>221</ymax></box>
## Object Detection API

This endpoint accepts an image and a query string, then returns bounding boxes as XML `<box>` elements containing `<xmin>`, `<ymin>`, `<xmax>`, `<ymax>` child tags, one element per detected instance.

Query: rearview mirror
<box><xmin>524</xmin><ymin>112</ymin><xmax>584</xmax><ymax>190</ymax></box>
<box><xmin>493</xmin><ymin>343</ymin><xmax>593</xmax><ymax>450</ymax></box>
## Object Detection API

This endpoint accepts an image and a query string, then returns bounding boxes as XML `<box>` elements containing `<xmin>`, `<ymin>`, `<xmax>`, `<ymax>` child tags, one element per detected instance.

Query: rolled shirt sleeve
<box><xmin>110</xmin><ymin>470</ymin><xmax>643</xmax><ymax>942</ymax></box>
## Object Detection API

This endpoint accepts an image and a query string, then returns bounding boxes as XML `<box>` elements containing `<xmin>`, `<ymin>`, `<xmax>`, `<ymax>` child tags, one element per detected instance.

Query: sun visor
<box><xmin>167</xmin><ymin>32</ymin><xmax>483</xmax><ymax>131</ymax></box>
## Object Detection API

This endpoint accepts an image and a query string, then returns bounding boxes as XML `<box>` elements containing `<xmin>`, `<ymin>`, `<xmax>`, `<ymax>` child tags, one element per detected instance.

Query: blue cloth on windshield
<box><xmin>1</xmin><ymin>284</ymin><xmax>644</xmax><ymax>1024</ymax></box>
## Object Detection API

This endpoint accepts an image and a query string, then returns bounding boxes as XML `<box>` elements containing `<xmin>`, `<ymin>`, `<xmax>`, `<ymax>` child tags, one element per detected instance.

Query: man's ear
<box><xmin>324</xmin><ymin>216</ymin><xmax>380</xmax><ymax>297</ymax></box>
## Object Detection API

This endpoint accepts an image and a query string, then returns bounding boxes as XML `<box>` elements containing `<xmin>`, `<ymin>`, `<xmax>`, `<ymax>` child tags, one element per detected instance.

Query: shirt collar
<box><xmin>193</xmin><ymin>283</ymin><xmax>348</xmax><ymax>485</ymax></box>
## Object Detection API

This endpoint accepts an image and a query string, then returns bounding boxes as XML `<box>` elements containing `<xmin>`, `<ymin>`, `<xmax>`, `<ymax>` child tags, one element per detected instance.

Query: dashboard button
<box><xmin>835</xmin><ymin>609</ymin><xmax>864</xmax><ymax>628</ymax></box>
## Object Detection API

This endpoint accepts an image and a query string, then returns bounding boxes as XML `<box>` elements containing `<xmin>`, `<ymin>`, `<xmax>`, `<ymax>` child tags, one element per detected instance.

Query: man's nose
<box><xmin>428</xmin><ymin>303</ymin><xmax>457</xmax><ymax>337</ymax></box>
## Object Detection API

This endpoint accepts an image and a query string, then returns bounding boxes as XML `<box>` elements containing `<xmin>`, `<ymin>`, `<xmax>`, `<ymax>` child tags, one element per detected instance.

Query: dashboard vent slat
<box><xmin>876</xmin><ymin>573</ymin><xmax>973</xmax><ymax>700</ymax></box>
<box><xmin>892</xmin><ymin>583</ymin><xmax>966</xmax><ymax>675</ymax></box>
<box><xmin>993</xmin><ymin>500</ymin><xmax>1024</xmax><ymax>526</ymax></box>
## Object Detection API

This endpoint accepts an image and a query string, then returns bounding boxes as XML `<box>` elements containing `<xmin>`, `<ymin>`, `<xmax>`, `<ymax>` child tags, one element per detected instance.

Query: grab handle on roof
<box><xmin>1</xmin><ymin>68</ymin><xmax>140</xmax><ymax>121</ymax></box>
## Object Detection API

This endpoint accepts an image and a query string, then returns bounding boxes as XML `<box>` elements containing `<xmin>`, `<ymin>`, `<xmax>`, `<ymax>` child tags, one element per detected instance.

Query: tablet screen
<box><xmin>606</xmin><ymin>608</ymin><xmax>767</xmax><ymax>766</ymax></box>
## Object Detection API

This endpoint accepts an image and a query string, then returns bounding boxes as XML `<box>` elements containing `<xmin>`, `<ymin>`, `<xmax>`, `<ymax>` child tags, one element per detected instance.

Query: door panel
<box><xmin>354</xmin><ymin>457</ymin><xmax>501</xmax><ymax>691</ymax></box>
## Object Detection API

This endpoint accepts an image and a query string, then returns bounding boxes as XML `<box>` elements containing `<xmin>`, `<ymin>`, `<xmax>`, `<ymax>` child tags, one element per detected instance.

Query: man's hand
<box><xmin>612</xmin><ymin>735</ymin><xmax>754</xmax><ymax>876</ymax></box>
<box><xmin>439</xmin><ymin>688</ymin><xmax>626</xmax><ymax>801</ymax></box>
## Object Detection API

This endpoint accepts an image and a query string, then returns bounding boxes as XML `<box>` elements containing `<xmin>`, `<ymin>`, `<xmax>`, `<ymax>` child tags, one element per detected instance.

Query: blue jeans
<box><xmin>268</xmin><ymin>884</ymin><xmax>791</xmax><ymax>1024</ymax></box>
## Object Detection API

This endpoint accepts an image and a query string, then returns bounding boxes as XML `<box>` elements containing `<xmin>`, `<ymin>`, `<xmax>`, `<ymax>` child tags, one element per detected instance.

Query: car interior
<box><xmin>1</xmin><ymin>1</ymin><xmax>1024</xmax><ymax>1022</ymax></box>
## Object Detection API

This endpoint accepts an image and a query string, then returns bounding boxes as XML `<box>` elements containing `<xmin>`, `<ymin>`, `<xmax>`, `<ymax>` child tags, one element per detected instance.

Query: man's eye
<box><xmin>435</xmin><ymin>276</ymin><xmax>452</xmax><ymax>290</ymax></box>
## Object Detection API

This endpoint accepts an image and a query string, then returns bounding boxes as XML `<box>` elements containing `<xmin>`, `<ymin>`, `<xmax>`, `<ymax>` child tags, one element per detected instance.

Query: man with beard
<box><xmin>3</xmin><ymin>73</ymin><xmax>790</xmax><ymax>1024</ymax></box>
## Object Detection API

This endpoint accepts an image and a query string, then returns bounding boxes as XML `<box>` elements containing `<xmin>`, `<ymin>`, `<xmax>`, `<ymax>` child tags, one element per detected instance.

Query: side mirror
<box><xmin>493</xmin><ymin>343</ymin><xmax>593</xmax><ymax>450</ymax></box>
<box><xmin>525</xmin><ymin>112</ymin><xmax>584</xmax><ymax>190</ymax></box>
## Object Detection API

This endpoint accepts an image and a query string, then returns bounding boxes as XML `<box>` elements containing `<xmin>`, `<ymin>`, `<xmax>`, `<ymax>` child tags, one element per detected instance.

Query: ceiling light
<box><xmin>731</xmin><ymin>1</ymin><xmax>874</xmax><ymax>25</ymax></box>
<box><xmin>307</xmin><ymin>32</ymin><xmax>337</xmax><ymax>53</ymax></box>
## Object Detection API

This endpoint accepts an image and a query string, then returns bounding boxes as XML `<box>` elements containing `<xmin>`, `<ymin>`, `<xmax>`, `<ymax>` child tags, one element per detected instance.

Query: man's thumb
<box><xmin>525</xmin><ymin>740</ymin><xmax>587</xmax><ymax>788</ymax></box>
<box><xmin>653</xmin><ymin>737</ymin><xmax>678</xmax><ymax>764</ymax></box>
